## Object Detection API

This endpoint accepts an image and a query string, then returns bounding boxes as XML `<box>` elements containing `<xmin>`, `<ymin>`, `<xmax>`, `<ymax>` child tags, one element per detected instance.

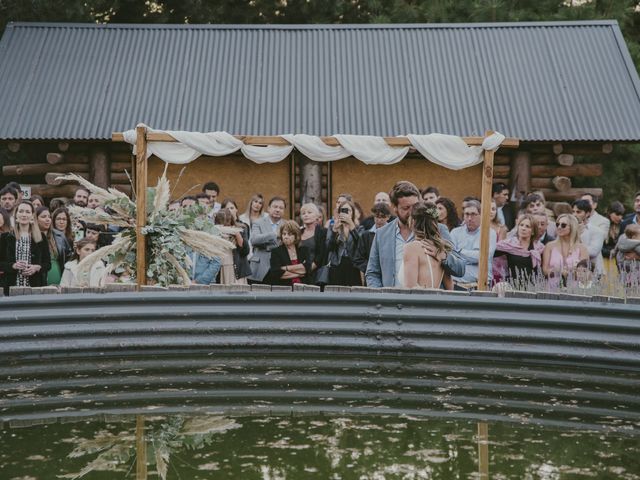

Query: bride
<box><xmin>402</xmin><ymin>202</ymin><xmax>453</xmax><ymax>290</ymax></box>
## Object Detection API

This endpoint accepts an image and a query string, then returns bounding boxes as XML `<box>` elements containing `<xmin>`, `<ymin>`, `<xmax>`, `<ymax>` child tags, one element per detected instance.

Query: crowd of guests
<box><xmin>1</xmin><ymin>177</ymin><xmax>639</xmax><ymax>295</ymax></box>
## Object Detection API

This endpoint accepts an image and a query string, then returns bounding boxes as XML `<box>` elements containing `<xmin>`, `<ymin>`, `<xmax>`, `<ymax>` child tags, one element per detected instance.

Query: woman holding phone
<box><xmin>0</xmin><ymin>201</ymin><xmax>51</xmax><ymax>295</ymax></box>
<box><xmin>325</xmin><ymin>199</ymin><xmax>361</xmax><ymax>286</ymax></box>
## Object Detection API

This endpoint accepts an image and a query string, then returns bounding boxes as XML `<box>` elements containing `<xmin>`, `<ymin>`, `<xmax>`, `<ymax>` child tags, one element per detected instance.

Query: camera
<box><xmin>339</xmin><ymin>207</ymin><xmax>349</xmax><ymax>214</ymax></box>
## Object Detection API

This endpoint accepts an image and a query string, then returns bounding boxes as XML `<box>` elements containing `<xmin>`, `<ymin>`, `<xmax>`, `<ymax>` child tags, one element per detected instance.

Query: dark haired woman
<box><xmin>215</xmin><ymin>208</ymin><xmax>250</xmax><ymax>284</ymax></box>
<box><xmin>268</xmin><ymin>220</ymin><xmax>311</xmax><ymax>286</ymax></box>
<box><xmin>402</xmin><ymin>202</ymin><xmax>453</xmax><ymax>290</ymax></box>
<box><xmin>52</xmin><ymin>207</ymin><xmax>74</xmax><ymax>247</ymax></box>
<box><xmin>325</xmin><ymin>199</ymin><xmax>361</xmax><ymax>286</ymax></box>
<box><xmin>602</xmin><ymin>201</ymin><xmax>625</xmax><ymax>262</ymax></box>
<box><xmin>435</xmin><ymin>197</ymin><xmax>461</xmax><ymax>232</ymax></box>
<box><xmin>0</xmin><ymin>201</ymin><xmax>51</xmax><ymax>295</ymax></box>
<box><xmin>36</xmin><ymin>206</ymin><xmax>71</xmax><ymax>286</ymax></box>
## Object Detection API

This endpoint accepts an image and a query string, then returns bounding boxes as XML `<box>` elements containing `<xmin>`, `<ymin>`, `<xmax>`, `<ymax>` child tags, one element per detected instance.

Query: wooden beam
<box><xmin>7</xmin><ymin>142</ymin><xmax>20</xmax><ymax>153</ymax></box>
<box><xmin>478</xmin><ymin>131</ymin><xmax>495</xmax><ymax>292</ymax></box>
<box><xmin>555</xmin><ymin>154</ymin><xmax>574</xmax><ymax>166</ymax></box>
<box><xmin>58</xmin><ymin>142</ymin><xmax>70</xmax><ymax>152</ymax></box>
<box><xmin>551</xmin><ymin>176</ymin><xmax>572</xmax><ymax>192</ymax></box>
<box><xmin>90</xmin><ymin>149</ymin><xmax>110</xmax><ymax>189</ymax></box>
<box><xmin>111</xmin><ymin>161</ymin><xmax>132</xmax><ymax>171</ymax></box>
<box><xmin>537</xmin><ymin>187</ymin><xmax>602</xmax><ymax>202</ymax></box>
<box><xmin>531</xmin><ymin>164</ymin><xmax>602</xmax><ymax>178</ymax></box>
<box><xmin>112</xmin><ymin>132</ymin><xmax>520</xmax><ymax>149</ymax></box>
<box><xmin>3</xmin><ymin>163</ymin><xmax>89</xmax><ymax>176</ymax></box>
<box><xmin>477</xmin><ymin>422</ymin><xmax>489</xmax><ymax>480</ymax></box>
<box><xmin>552</xmin><ymin>143</ymin><xmax>563</xmax><ymax>155</ymax></box>
<box><xmin>28</xmin><ymin>184</ymin><xmax>80</xmax><ymax>198</ymax></box>
<box><xmin>46</xmin><ymin>152</ymin><xmax>89</xmax><ymax>164</ymax></box>
<box><xmin>135</xmin><ymin>125</ymin><xmax>148</xmax><ymax>288</ymax></box>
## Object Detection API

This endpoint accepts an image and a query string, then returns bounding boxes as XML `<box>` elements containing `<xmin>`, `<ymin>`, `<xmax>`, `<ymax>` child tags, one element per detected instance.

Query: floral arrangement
<box><xmin>60</xmin><ymin>171</ymin><xmax>237</xmax><ymax>287</ymax></box>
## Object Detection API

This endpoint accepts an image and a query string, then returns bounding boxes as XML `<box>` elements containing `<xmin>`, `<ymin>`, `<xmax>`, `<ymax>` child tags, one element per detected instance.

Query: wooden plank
<box><xmin>531</xmin><ymin>154</ymin><xmax>553</xmax><ymax>165</ymax></box>
<box><xmin>493</xmin><ymin>165</ymin><xmax>510</xmax><ymax>177</ymax></box>
<box><xmin>478</xmin><ymin>422</ymin><xmax>489</xmax><ymax>480</ymax></box>
<box><xmin>45</xmin><ymin>172</ymin><xmax>89</xmax><ymax>185</ymax></box>
<box><xmin>28</xmin><ymin>184</ymin><xmax>79</xmax><ymax>197</ymax></box>
<box><xmin>110</xmin><ymin>172</ymin><xmax>130</xmax><ymax>184</ymax></box>
<box><xmin>3</xmin><ymin>163</ymin><xmax>89</xmax><ymax>176</ymax></box>
<box><xmin>538</xmin><ymin>187</ymin><xmax>602</xmax><ymax>202</ymax></box>
<box><xmin>135</xmin><ymin>126</ymin><xmax>148</xmax><ymax>288</ymax></box>
<box><xmin>478</xmin><ymin>131</ymin><xmax>495</xmax><ymax>292</ymax></box>
<box><xmin>46</xmin><ymin>152</ymin><xmax>88</xmax><ymax>164</ymax></box>
<box><xmin>136</xmin><ymin>416</ymin><xmax>147</xmax><ymax>479</ymax></box>
<box><xmin>113</xmin><ymin>132</ymin><xmax>520</xmax><ymax>148</ymax></box>
<box><xmin>493</xmin><ymin>154</ymin><xmax>510</xmax><ymax>165</ymax></box>
<box><xmin>530</xmin><ymin>177</ymin><xmax>553</xmax><ymax>189</ymax></box>
<box><xmin>111</xmin><ymin>161</ymin><xmax>132</xmax><ymax>171</ymax></box>
<box><xmin>531</xmin><ymin>164</ymin><xmax>602</xmax><ymax>177</ymax></box>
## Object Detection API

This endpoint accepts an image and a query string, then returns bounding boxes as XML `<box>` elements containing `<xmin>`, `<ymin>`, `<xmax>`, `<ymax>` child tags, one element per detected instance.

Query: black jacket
<box><xmin>233</xmin><ymin>226</ymin><xmax>252</xmax><ymax>279</ymax></box>
<box><xmin>0</xmin><ymin>232</ymin><xmax>51</xmax><ymax>293</ymax></box>
<box><xmin>268</xmin><ymin>244</ymin><xmax>312</xmax><ymax>285</ymax></box>
<box><xmin>352</xmin><ymin>230</ymin><xmax>375</xmax><ymax>273</ymax></box>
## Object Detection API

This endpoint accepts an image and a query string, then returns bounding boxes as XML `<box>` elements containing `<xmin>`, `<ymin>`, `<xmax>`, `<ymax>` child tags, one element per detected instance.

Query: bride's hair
<box><xmin>411</xmin><ymin>201</ymin><xmax>451</xmax><ymax>255</ymax></box>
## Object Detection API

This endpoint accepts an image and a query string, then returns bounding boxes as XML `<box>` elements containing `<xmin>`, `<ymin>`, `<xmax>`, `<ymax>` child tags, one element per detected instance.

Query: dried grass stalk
<box><xmin>165</xmin><ymin>252</ymin><xmax>192</xmax><ymax>286</ymax></box>
<box><xmin>76</xmin><ymin>237</ymin><xmax>132</xmax><ymax>279</ymax></box>
<box><xmin>179</xmin><ymin>229</ymin><xmax>235</xmax><ymax>259</ymax></box>
<box><xmin>67</xmin><ymin>205</ymin><xmax>131</xmax><ymax>227</ymax></box>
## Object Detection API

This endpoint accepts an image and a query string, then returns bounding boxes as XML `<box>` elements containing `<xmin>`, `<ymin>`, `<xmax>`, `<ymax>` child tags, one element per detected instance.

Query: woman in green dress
<box><xmin>36</xmin><ymin>206</ymin><xmax>71</xmax><ymax>286</ymax></box>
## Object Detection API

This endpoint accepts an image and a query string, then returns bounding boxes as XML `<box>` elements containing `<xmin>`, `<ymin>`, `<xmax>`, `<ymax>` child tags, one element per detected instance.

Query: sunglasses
<box><xmin>556</xmin><ymin>222</ymin><xmax>568</xmax><ymax>229</ymax></box>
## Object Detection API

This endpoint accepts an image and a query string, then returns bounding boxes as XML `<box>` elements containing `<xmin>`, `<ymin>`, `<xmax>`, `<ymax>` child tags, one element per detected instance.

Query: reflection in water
<box><xmin>1</xmin><ymin>413</ymin><xmax>639</xmax><ymax>479</ymax></box>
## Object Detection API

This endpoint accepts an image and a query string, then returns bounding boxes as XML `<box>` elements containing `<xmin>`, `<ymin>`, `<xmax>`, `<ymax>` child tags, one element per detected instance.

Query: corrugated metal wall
<box><xmin>1</xmin><ymin>22</ymin><xmax>639</xmax><ymax>141</ymax></box>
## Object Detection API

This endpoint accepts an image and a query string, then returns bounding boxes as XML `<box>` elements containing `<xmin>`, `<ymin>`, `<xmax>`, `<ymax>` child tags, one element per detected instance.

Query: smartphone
<box><xmin>339</xmin><ymin>207</ymin><xmax>349</xmax><ymax>214</ymax></box>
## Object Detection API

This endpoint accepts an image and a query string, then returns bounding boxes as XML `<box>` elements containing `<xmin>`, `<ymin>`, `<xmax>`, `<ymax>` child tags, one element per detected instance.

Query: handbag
<box><xmin>314</xmin><ymin>263</ymin><xmax>330</xmax><ymax>286</ymax></box>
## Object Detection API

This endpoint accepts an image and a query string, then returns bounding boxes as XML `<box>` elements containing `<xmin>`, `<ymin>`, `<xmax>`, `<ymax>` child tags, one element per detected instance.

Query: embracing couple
<box><xmin>365</xmin><ymin>181</ymin><xmax>465</xmax><ymax>290</ymax></box>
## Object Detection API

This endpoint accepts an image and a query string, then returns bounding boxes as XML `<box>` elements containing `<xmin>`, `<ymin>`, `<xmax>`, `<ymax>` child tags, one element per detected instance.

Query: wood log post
<box><xmin>531</xmin><ymin>164</ymin><xmax>602</xmax><ymax>177</ymax></box>
<box><xmin>477</xmin><ymin>422</ymin><xmax>489</xmax><ymax>480</ymax></box>
<box><xmin>510</xmin><ymin>151</ymin><xmax>531</xmax><ymax>206</ymax></box>
<box><xmin>90</xmin><ymin>148</ymin><xmax>110</xmax><ymax>189</ymax></box>
<box><xmin>556</xmin><ymin>154</ymin><xmax>574</xmax><ymax>166</ymax></box>
<box><xmin>478</xmin><ymin>131</ymin><xmax>495</xmax><ymax>292</ymax></box>
<box><xmin>552</xmin><ymin>143</ymin><xmax>563</xmax><ymax>155</ymax></box>
<box><xmin>46</xmin><ymin>152</ymin><xmax>88</xmax><ymax>165</ymax></box>
<box><xmin>7</xmin><ymin>142</ymin><xmax>20</xmax><ymax>153</ymax></box>
<box><xmin>136</xmin><ymin>415</ymin><xmax>147</xmax><ymax>480</ymax></box>
<box><xmin>602</xmin><ymin>143</ymin><xmax>613</xmax><ymax>154</ymax></box>
<box><xmin>135</xmin><ymin>126</ymin><xmax>148</xmax><ymax>288</ymax></box>
<box><xmin>299</xmin><ymin>155</ymin><xmax>323</xmax><ymax>206</ymax></box>
<box><xmin>58</xmin><ymin>142</ymin><xmax>70</xmax><ymax>152</ymax></box>
<box><xmin>551</xmin><ymin>176</ymin><xmax>572</xmax><ymax>192</ymax></box>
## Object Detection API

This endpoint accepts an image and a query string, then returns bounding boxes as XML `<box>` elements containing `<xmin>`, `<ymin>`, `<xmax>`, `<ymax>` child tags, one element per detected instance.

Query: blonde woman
<box><xmin>239</xmin><ymin>193</ymin><xmax>265</xmax><ymax>230</ymax></box>
<box><xmin>542</xmin><ymin>213</ymin><xmax>589</xmax><ymax>289</ymax></box>
<box><xmin>299</xmin><ymin>203</ymin><xmax>327</xmax><ymax>275</ymax></box>
<box><xmin>0</xmin><ymin>201</ymin><xmax>51</xmax><ymax>295</ymax></box>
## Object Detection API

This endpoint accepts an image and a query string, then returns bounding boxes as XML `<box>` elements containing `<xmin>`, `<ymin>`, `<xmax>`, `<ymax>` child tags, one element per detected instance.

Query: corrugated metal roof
<box><xmin>0</xmin><ymin>21</ymin><xmax>639</xmax><ymax>141</ymax></box>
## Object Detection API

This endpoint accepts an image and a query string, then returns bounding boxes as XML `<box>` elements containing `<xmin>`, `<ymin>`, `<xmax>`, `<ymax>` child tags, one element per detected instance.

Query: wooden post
<box><xmin>90</xmin><ymin>148</ymin><xmax>110</xmax><ymax>189</ymax></box>
<box><xmin>135</xmin><ymin>126</ymin><xmax>148</xmax><ymax>288</ymax></box>
<box><xmin>136</xmin><ymin>415</ymin><xmax>147</xmax><ymax>479</ymax></box>
<box><xmin>477</xmin><ymin>422</ymin><xmax>489</xmax><ymax>479</ymax></box>
<box><xmin>477</xmin><ymin>131</ymin><xmax>495</xmax><ymax>291</ymax></box>
<box><xmin>510</xmin><ymin>151</ymin><xmax>531</xmax><ymax>205</ymax></box>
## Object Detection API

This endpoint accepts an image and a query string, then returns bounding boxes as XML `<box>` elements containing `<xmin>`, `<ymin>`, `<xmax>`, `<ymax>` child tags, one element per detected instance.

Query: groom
<box><xmin>365</xmin><ymin>181</ymin><xmax>465</xmax><ymax>288</ymax></box>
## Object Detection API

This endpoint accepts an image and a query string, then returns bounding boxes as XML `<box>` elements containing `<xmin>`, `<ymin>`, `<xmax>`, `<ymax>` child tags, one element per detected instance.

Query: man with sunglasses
<box><xmin>572</xmin><ymin>199</ymin><xmax>605</xmax><ymax>276</ymax></box>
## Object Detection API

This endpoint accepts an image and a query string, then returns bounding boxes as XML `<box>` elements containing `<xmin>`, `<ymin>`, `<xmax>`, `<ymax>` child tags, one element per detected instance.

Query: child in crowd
<box><xmin>60</xmin><ymin>238</ymin><xmax>106</xmax><ymax>288</ymax></box>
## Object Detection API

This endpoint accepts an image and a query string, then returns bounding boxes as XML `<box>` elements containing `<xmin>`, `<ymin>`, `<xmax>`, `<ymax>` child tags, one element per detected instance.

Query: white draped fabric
<box><xmin>123</xmin><ymin>124</ymin><xmax>506</xmax><ymax>170</ymax></box>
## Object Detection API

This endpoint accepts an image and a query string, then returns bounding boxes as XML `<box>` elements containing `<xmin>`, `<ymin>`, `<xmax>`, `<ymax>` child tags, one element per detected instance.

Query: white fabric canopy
<box><xmin>123</xmin><ymin>124</ymin><xmax>506</xmax><ymax>170</ymax></box>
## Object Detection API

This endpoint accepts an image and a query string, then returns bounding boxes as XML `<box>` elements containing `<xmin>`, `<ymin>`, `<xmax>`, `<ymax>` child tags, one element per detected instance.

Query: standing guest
<box><xmin>84</xmin><ymin>223</ymin><xmax>109</xmax><ymax>249</ymax></box>
<box><xmin>60</xmin><ymin>238</ymin><xmax>106</xmax><ymax>288</ymax></box>
<box><xmin>490</xmin><ymin>199</ymin><xmax>508</xmax><ymax>242</ymax></box>
<box><xmin>0</xmin><ymin>186</ymin><xmax>18</xmax><ymax>212</ymax></box>
<box><xmin>450</xmin><ymin>200</ymin><xmax>497</xmax><ymax>289</ymax></box>
<box><xmin>403</xmin><ymin>202</ymin><xmax>452</xmax><ymax>290</ymax></box>
<box><xmin>612</xmin><ymin>224</ymin><xmax>640</xmax><ymax>282</ymax></box>
<box><xmin>360</xmin><ymin>191</ymin><xmax>392</xmax><ymax>231</ymax></box>
<box><xmin>215</xmin><ymin>208</ymin><xmax>250</xmax><ymax>284</ymax></box>
<box><xmin>366</xmin><ymin>181</ymin><xmax>464</xmax><ymax>288</ymax></box>
<box><xmin>87</xmin><ymin>193</ymin><xmax>102</xmax><ymax>210</ymax></box>
<box><xmin>239</xmin><ymin>193</ymin><xmax>266</xmax><ymax>231</ymax></box>
<box><xmin>299</xmin><ymin>203</ymin><xmax>327</xmax><ymax>280</ymax></box>
<box><xmin>36</xmin><ymin>206</ymin><xmax>71</xmax><ymax>286</ymax></box>
<box><xmin>435</xmin><ymin>197</ymin><xmax>461</xmax><ymax>233</ymax></box>
<box><xmin>52</xmin><ymin>208</ymin><xmax>74</xmax><ymax>247</ymax></box>
<box><xmin>268</xmin><ymin>220</ymin><xmax>311</xmax><ymax>286</ymax></box>
<box><xmin>202</xmin><ymin>182</ymin><xmax>222</xmax><ymax>214</ymax></box>
<box><xmin>49</xmin><ymin>198</ymin><xmax>65</xmax><ymax>212</ymax></box>
<box><xmin>353</xmin><ymin>203</ymin><xmax>392</xmax><ymax>282</ymax></box>
<box><xmin>30</xmin><ymin>195</ymin><xmax>45</xmax><ymax>210</ymax></box>
<box><xmin>421</xmin><ymin>186</ymin><xmax>440</xmax><ymax>204</ymax></box>
<box><xmin>602</xmin><ymin>201</ymin><xmax>625</xmax><ymax>259</ymax></box>
<box><xmin>196</xmin><ymin>193</ymin><xmax>211</xmax><ymax>209</ymax></box>
<box><xmin>0</xmin><ymin>208</ymin><xmax>10</xmax><ymax>233</ymax></box>
<box><xmin>0</xmin><ymin>201</ymin><xmax>51</xmax><ymax>295</ymax></box>
<box><xmin>542</xmin><ymin>213</ymin><xmax>589</xmax><ymax>289</ymax></box>
<box><xmin>70</xmin><ymin>187</ymin><xmax>89</xmax><ymax>208</ymax></box>
<box><xmin>325</xmin><ymin>199</ymin><xmax>362</xmax><ymax>286</ymax></box>
<box><xmin>533</xmin><ymin>213</ymin><xmax>554</xmax><ymax>245</ymax></box>
<box><xmin>492</xmin><ymin>182</ymin><xmax>515</xmax><ymax>230</ymax></box>
<box><xmin>572</xmin><ymin>199</ymin><xmax>606</xmax><ymax>276</ymax></box>
<box><xmin>180</xmin><ymin>196</ymin><xmax>197</xmax><ymax>208</ymax></box>
<box><xmin>580</xmin><ymin>193</ymin><xmax>610</xmax><ymax>236</ymax></box>
<box><xmin>249</xmin><ymin>196</ymin><xmax>286</xmax><ymax>283</ymax></box>
<box><xmin>6</xmin><ymin>182</ymin><xmax>23</xmax><ymax>201</ymax></box>
<box><xmin>620</xmin><ymin>191</ymin><xmax>640</xmax><ymax>234</ymax></box>
<box><xmin>493</xmin><ymin>214</ymin><xmax>544</xmax><ymax>286</ymax></box>
<box><xmin>221</xmin><ymin>199</ymin><xmax>252</xmax><ymax>281</ymax></box>
<box><xmin>325</xmin><ymin>193</ymin><xmax>353</xmax><ymax>229</ymax></box>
